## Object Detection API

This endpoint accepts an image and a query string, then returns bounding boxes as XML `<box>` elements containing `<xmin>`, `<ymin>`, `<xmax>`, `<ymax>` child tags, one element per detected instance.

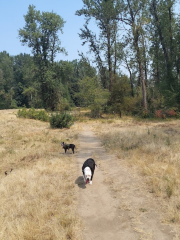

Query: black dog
<box><xmin>82</xmin><ymin>158</ymin><xmax>97</xmax><ymax>184</ymax></box>
<box><xmin>61</xmin><ymin>142</ymin><xmax>75</xmax><ymax>154</ymax></box>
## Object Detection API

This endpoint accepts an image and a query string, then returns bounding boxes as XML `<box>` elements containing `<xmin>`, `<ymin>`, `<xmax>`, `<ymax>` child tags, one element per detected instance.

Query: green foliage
<box><xmin>75</xmin><ymin>77</ymin><xmax>97</xmax><ymax>107</ymax></box>
<box><xmin>56</xmin><ymin>98</ymin><xmax>71</xmax><ymax>111</ymax></box>
<box><xmin>39</xmin><ymin>67</ymin><xmax>62</xmax><ymax>110</ymax></box>
<box><xmin>90</xmin><ymin>103</ymin><xmax>102</xmax><ymax>118</ymax></box>
<box><xmin>19</xmin><ymin>5</ymin><xmax>66</xmax><ymax>63</ymax></box>
<box><xmin>49</xmin><ymin>112</ymin><xmax>74</xmax><ymax>129</ymax></box>
<box><xmin>13</xmin><ymin>53</ymin><xmax>37</xmax><ymax>108</ymax></box>
<box><xmin>10</xmin><ymin>99</ymin><xmax>18</xmax><ymax>109</ymax></box>
<box><xmin>76</xmin><ymin>0</ymin><xmax>121</xmax><ymax>90</ymax></box>
<box><xmin>18</xmin><ymin>5</ymin><xmax>66</xmax><ymax>110</ymax></box>
<box><xmin>17</xmin><ymin>108</ymin><xmax>49</xmax><ymax>122</ymax></box>
<box><xmin>108</xmin><ymin>75</ymin><xmax>132</xmax><ymax>115</ymax></box>
<box><xmin>75</xmin><ymin>76</ymin><xmax>109</xmax><ymax>118</ymax></box>
<box><xmin>0</xmin><ymin>51</ymin><xmax>15</xmax><ymax>109</ymax></box>
<box><xmin>76</xmin><ymin>76</ymin><xmax>109</xmax><ymax>108</ymax></box>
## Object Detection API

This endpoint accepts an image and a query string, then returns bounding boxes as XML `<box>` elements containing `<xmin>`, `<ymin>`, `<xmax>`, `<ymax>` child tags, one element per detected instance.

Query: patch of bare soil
<box><xmin>76</xmin><ymin>124</ymin><xmax>178</xmax><ymax>240</ymax></box>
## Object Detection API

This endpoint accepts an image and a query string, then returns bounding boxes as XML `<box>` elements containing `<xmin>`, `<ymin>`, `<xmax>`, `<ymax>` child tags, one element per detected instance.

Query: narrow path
<box><xmin>76</xmin><ymin>124</ymin><xmax>177</xmax><ymax>240</ymax></box>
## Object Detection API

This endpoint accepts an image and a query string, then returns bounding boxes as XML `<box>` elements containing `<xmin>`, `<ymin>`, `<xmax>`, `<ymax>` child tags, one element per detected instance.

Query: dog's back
<box><xmin>82</xmin><ymin>158</ymin><xmax>96</xmax><ymax>173</ymax></box>
<box><xmin>61</xmin><ymin>142</ymin><xmax>75</xmax><ymax>154</ymax></box>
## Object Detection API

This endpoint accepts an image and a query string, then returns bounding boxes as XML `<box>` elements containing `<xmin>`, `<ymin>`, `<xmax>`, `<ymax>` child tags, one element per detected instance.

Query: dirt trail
<box><xmin>76</xmin><ymin>124</ymin><xmax>177</xmax><ymax>240</ymax></box>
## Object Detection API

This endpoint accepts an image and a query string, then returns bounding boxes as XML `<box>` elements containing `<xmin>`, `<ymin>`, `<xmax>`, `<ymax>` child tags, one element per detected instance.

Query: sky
<box><xmin>0</xmin><ymin>0</ymin><xmax>90</xmax><ymax>62</ymax></box>
<box><xmin>1</xmin><ymin>1</ymin><xmax>180</xmax><ymax>65</ymax></box>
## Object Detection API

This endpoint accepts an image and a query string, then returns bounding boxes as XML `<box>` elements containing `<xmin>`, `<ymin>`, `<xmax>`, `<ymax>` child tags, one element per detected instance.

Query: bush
<box><xmin>36</xmin><ymin>110</ymin><xmax>49</xmax><ymax>121</ymax></box>
<box><xmin>90</xmin><ymin>103</ymin><xmax>102</xmax><ymax>118</ymax></box>
<box><xmin>49</xmin><ymin>112</ymin><xmax>74</xmax><ymax>129</ymax></box>
<box><xmin>154</xmin><ymin>109</ymin><xmax>177</xmax><ymax>119</ymax></box>
<box><xmin>17</xmin><ymin>108</ymin><xmax>49</xmax><ymax>122</ymax></box>
<box><xmin>17</xmin><ymin>108</ymin><xmax>27</xmax><ymax>118</ymax></box>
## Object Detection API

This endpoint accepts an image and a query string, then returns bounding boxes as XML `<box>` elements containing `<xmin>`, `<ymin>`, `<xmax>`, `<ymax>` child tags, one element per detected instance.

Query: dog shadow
<box><xmin>75</xmin><ymin>176</ymin><xmax>86</xmax><ymax>189</ymax></box>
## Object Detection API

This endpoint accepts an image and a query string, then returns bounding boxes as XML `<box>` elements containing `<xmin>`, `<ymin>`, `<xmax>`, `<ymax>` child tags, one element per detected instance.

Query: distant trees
<box><xmin>13</xmin><ymin>53</ymin><xmax>37</xmax><ymax>107</ymax></box>
<box><xmin>0</xmin><ymin>51</ymin><xmax>15</xmax><ymax>109</ymax></box>
<box><xmin>0</xmin><ymin>50</ymin><xmax>101</xmax><ymax>111</ymax></box>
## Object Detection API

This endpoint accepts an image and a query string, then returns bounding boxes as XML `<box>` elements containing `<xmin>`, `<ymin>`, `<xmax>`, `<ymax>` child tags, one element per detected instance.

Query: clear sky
<box><xmin>0</xmin><ymin>0</ymin><xmax>90</xmax><ymax>62</ymax></box>
<box><xmin>1</xmin><ymin>1</ymin><xmax>180</xmax><ymax>65</ymax></box>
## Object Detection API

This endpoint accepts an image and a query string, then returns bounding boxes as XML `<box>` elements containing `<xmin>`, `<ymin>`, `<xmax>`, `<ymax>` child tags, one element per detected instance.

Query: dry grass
<box><xmin>0</xmin><ymin>110</ymin><xmax>82</xmax><ymax>240</ymax></box>
<box><xmin>94</xmin><ymin>117</ymin><xmax>180</xmax><ymax>224</ymax></box>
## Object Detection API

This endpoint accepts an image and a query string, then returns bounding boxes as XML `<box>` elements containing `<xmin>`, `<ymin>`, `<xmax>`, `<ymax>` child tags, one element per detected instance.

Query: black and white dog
<box><xmin>61</xmin><ymin>142</ymin><xmax>75</xmax><ymax>154</ymax></box>
<box><xmin>82</xmin><ymin>158</ymin><xmax>97</xmax><ymax>185</ymax></box>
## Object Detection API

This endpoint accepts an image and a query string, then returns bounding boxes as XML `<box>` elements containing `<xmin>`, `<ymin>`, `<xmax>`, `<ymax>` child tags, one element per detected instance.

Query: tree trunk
<box><xmin>125</xmin><ymin>57</ymin><xmax>134</xmax><ymax>97</ymax></box>
<box><xmin>107</xmin><ymin>28</ymin><xmax>113</xmax><ymax>92</ymax></box>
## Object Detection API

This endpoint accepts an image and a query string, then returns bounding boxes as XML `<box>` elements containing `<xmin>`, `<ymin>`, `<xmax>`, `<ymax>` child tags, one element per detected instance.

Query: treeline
<box><xmin>0</xmin><ymin>51</ymin><xmax>101</xmax><ymax>111</ymax></box>
<box><xmin>1</xmin><ymin>1</ymin><xmax>180</xmax><ymax>118</ymax></box>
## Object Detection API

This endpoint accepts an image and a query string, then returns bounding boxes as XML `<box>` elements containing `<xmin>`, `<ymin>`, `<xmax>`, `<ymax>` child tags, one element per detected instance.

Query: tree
<box><xmin>19</xmin><ymin>5</ymin><xmax>66</xmax><ymax>64</ymax></box>
<box><xmin>119</xmin><ymin>0</ymin><xmax>149</xmax><ymax>111</ymax></box>
<box><xmin>76</xmin><ymin>0</ymin><xmax>121</xmax><ymax>91</ymax></box>
<box><xmin>13</xmin><ymin>53</ymin><xmax>37</xmax><ymax>107</ymax></box>
<box><xmin>149</xmin><ymin>0</ymin><xmax>178</xmax><ymax>105</ymax></box>
<box><xmin>0</xmin><ymin>51</ymin><xmax>15</xmax><ymax>109</ymax></box>
<box><xmin>19</xmin><ymin>5</ymin><xmax>66</xmax><ymax>110</ymax></box>
<box><xmin>108</xmin><ymin>75</ymin><xmax>132</xmax><ymax>116</ymax></box>
<box><xmin>75</xmin><ymin>76</ymin><xmax>109</xmax><ymax>109</ymax></box>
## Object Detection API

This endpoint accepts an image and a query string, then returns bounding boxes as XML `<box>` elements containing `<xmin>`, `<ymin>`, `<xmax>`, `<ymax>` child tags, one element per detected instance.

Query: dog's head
<box><xmin>83</xmin><ymin>167</ymin><xmax>92</xmax><ymax>184</ymax></box>
<box><xmin>61</xmin><ymin>142</ymin><xmax>64</xmax><ymax>147</ymax></box>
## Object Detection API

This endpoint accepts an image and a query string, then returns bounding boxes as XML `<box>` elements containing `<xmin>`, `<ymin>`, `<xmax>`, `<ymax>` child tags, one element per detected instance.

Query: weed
<box><xmin>165</xmin><ymin>137</ymin><xmax>171</xmax><ymax>146</ymax></box>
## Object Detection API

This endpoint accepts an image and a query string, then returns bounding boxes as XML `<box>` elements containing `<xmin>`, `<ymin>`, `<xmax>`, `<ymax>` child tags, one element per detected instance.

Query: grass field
<box><xmin>94</xmin><ymin>117</ymin><xmax>180</xmax><ymax>224</ymax></box>
<box><xmin>0</xmin><ymin>110</ymin><xmax>81</xmax><ymax>240</ymax></box>
<box><xmin>1</xmin><ymin>109</ymin><xmax>180</xmax><ymax>239</ymax></box>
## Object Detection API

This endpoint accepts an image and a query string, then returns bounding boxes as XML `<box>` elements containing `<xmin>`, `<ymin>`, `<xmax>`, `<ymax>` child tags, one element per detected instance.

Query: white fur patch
<box><xmin>83</xmin><ymin>167</ymin><xmax>92</xmax><ymax>184</ymax></box>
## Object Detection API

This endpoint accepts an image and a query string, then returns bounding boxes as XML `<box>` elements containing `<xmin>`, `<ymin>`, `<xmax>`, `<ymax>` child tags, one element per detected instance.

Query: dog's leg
<box><xmin>91</xmin><ymin>171</ymin><xmax>94</xmax><ymax>181</ymax></box>
<box><xmin>89</xmin><ymin>181</ymin><xmax>92</xmax><ymax>185</ymax></box>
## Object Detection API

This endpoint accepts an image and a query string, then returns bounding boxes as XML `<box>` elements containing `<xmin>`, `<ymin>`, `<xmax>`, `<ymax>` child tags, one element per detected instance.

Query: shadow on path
<box><xmin>75</xmin><ymin>176</ymin><xmax>86</xmax><ymax>189</ymax></box>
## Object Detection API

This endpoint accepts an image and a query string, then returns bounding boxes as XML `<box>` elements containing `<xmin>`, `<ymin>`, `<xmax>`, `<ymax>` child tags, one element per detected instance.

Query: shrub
<box><xmin>36</xmin><ymin>110</ymin><xmax>49</xmax><ymax>121</ymax></box>
<box><xmin>17</xmin><ymin>108</ymin><xmax>28</xmax><ymax>118</ymax></box>
<box><xmin>49</xmin><ymin>112</ymin><xmax>74</xmax><ymax>129</ymax></box>
<box><xmin>90</xmin><ymin>103</ymin><xmax>102</xmax><ymax>118</ymax></box>
<box><xmin>17</xmin><ymin>108</ymin><xmax>49</xmax><ymax>122</ymax></box>
<box><xmin>154</xmin><ymin>109</ymin><xmax>177</xmax><ymax>119</ymax></box>
<box><xmin>165</xmin><ymin>109</ymin><xmax>176</xmax><ymax>117</ymax></box>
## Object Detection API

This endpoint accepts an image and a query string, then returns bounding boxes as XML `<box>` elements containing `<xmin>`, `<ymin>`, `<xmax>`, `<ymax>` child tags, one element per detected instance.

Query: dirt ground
<box><xmin>75</xmin><ymin>124</ymin><xmax>178</xmax><ymax>240</ymax></box>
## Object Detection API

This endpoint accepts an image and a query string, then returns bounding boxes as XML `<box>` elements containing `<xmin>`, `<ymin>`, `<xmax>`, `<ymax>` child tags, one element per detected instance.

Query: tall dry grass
<box><xmin>0</xmin><ymin>110</ymin><xmax>81</xmax><ymax>240</ymax></box>
<box><xmin>94</xmin><ymin>118</ymin><xmax>180</xmax><ymax>224</ymax></box>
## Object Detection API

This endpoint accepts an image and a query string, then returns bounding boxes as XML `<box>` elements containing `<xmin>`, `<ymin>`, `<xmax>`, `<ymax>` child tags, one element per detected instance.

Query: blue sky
<box><xmin>0</xmin><ymin>0</ymin><xmax>90</xmax><ymax>61</ymax></box>
<box><xmin>1</xmin><ymin>1</ymin><xmax>180</xmax><ymax>65</ymax></box>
